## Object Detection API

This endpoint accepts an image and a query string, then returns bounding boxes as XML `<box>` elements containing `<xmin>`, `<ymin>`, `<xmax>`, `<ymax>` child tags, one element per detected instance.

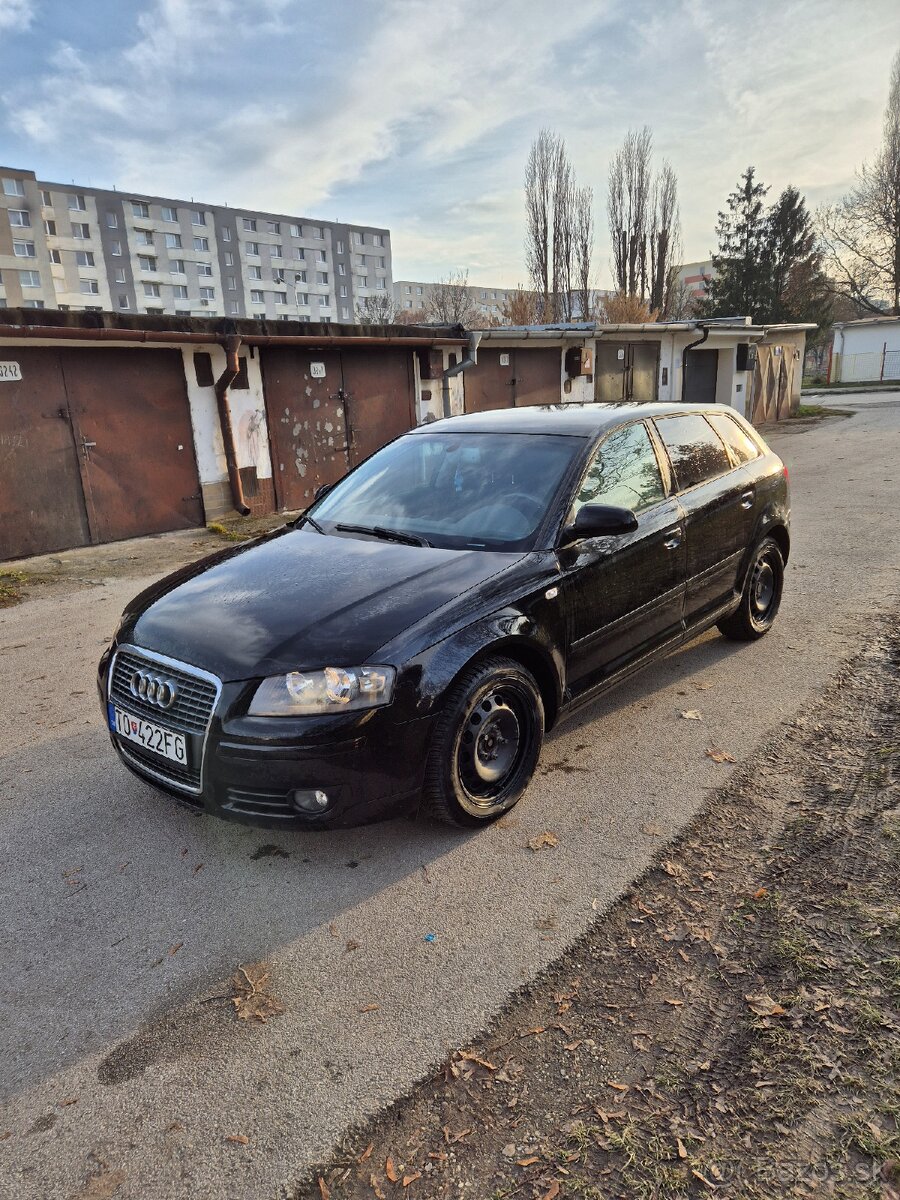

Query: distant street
<box><xmin>1</xmin><ymin>396</ymin><xmax>898</xmax><ymax>1200</ymax></box>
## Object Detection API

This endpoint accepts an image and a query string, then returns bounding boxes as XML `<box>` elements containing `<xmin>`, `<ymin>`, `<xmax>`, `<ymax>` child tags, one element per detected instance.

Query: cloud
<box><xmin>0</xmin><ymin>0</ymin><xmax>34</xmax><ymax>32</ymax></box>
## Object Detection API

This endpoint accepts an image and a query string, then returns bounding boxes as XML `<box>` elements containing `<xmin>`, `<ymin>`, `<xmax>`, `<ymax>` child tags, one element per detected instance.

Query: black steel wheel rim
<box><xmin>749</xmin><ymin>549</ymin><xmax>780</xmax><ymax>626</ymax></box>
<box><xmin>456</xmin><ymin>684</ymin><xmax>536</xmax><ymax>811</ymax></box>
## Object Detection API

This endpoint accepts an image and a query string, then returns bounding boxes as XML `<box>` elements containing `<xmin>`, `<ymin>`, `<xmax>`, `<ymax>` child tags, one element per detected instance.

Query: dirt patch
<box><xmin>295</xmin><ymin>621</ymin><xmax>900</xmax><ymax>1199</ymax></box>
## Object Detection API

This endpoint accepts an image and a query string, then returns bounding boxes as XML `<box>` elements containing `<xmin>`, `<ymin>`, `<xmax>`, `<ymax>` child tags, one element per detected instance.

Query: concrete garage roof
<box><xmin>0</xmin><ymin>306</ymin><xmax>468</xmax><ymax>347</ymax></box>
<box><xmin>475</xmin><ymin>319</ymin><xmax>816</xmax><ymax>340</ymax></box>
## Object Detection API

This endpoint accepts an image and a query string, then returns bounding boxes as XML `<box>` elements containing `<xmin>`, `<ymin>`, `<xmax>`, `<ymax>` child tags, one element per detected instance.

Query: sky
<box><xmin>1</xmin><ymin>0</ymin><xmax>899</xmax><ymax>289</ymax></box>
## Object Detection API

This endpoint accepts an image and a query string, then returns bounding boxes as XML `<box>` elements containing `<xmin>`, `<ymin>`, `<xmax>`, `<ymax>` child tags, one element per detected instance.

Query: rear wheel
<box><xmin>717</xmin><ymin>537</ymin><xmax>784</xmax><ymax>641</ymax></box>
<box><xmin>423</xmin><ymin>656</ymin><xmax>544</xmax><ymax>828</ymax></box>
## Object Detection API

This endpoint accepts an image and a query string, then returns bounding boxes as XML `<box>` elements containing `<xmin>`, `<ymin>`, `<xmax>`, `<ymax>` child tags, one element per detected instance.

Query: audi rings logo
<box><xmin>130</xmin><ymin>669</ymin><xmax>178</xmax><ymax>710</ymax></box>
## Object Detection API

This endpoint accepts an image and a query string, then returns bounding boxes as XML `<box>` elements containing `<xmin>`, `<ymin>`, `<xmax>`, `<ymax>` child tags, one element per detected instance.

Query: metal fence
<box><xmin>834</xmin><ymin>348</ymin><xmax>900</xmax><ymax>382</ymax></box>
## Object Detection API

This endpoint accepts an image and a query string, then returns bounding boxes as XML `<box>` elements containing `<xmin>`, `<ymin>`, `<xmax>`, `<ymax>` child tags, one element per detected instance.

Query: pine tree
<box><xmin>766</xmin><ymin>186</ymin><xmax>832</xmax><ymax>328</ymax></box>
<box><xmin>702</xmin><ymin>167</ymin><xmax>770</xmax><ymax>321</ymax></box>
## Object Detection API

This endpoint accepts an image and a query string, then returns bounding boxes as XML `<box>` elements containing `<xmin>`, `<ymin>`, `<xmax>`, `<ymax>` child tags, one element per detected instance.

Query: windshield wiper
<box><xmin>296</xmin><ymin>512</ymin><xmax>325</xmax><ymax>535</ymax></box>
<box><xmin>335</xmin><ymin>523</ymin><xmax>431</xmax><ymax>548</ymax></box>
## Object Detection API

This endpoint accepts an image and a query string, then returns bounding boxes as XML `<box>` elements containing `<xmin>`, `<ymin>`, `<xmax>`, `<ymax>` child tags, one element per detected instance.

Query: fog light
<box><xmin>293</xmin><ymin>788</ymin><xmax>330</xmax><ymax>814</ymax></box>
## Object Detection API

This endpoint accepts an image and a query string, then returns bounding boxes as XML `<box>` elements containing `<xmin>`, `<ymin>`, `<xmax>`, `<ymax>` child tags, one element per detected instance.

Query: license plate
<box><xmin>109</xmin><ymin>704</ymin><xmax>187</xmax><ymax>765</ymax></box>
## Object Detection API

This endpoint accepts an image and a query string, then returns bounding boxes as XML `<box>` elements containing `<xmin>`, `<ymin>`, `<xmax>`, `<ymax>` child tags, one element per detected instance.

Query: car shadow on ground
<box><xmin>0</xmin><ymin>625</ymin><xmax>746</xmax><ymax>1101</ymax></box>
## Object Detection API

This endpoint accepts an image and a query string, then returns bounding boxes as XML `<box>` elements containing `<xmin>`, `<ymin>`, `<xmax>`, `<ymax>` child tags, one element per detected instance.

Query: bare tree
<box><xmin>394</xmin><ymin>306</ymin><xmax>428</xmax><ymax>325</ymax></box>
<box><xmin>601</xmin><ymin>291</ymin><xmax>658</xmax><ymax>323</ymax></box>
<box><xmin>499</xmin><ymin>286</ymin><xmax>543</xmax><ymax>325</ymax></box>
<box><xmin>607</xmin><ymin>127</ymin><xmax>681</xmax><ymax>316</ymax></box>
<box><xmin>424</xmin><ymin>270</ymin><xmax>479</xmax><ymax>325</ymax></box>
<box><xmin>819</xmin><ymin>48</ymin><xmax>900</xmax><ymax>314</ymax></box>
<box><xmin>574</xmin><ymin>185</ymin><xmax>595</xmax><ymax>319</ymax></box>
<box><xmin>524</xmin><ymin>129</ymin><xmax>594</xmax><ymax>321</ymax></box>
<box><xmin>355</xmin><ymin>292</ymin><xmax>399</xmax><ymax>325</ymax></box>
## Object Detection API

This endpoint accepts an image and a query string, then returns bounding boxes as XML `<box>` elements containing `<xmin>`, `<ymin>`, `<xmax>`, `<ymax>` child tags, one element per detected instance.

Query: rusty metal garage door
<box><xmin>464</xmin><ymin>349</ymin><xmax>514</xmax><ymax>412</ymax></box>
<box><xmin>261</xmin><ymin>346</ymin><xmax>416</xmax><ymax>511</ymax></box>
<box><xmin>464</xmin><ymin>347</ymin><xmax>561</xmax><ymax>412</ymax></box>
<box><xmin>510</xmin><ymin>347</ymin><xmax>561</xmax><ymax>406</ymax></box>
<box><xmin>0</xmin><ymin>347</ymin><xmax>204</xmax><ymax>561</ymax></box>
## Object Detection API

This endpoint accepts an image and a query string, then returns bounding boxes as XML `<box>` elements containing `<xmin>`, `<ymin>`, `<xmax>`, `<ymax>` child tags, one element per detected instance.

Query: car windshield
<box><xmin>309</xmin><ymin>431</ymin><xmax>584</xmax><ymax>551</ymax></box>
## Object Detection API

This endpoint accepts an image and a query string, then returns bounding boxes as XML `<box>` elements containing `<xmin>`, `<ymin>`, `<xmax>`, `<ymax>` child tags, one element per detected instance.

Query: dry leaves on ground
<box><xmin>385</xmin><ymin>1157</ymin><xmax>399</xmax><ymax>1182</ymax></box>
<box><xmin>680</xmin><ymin>710</ymin><xmax>703</xmax><ymax>721</ymax></box>
<box><xmin>528</xmin><ymin>831</ymin><xmax>559</xmax><ymax>851</ymax></box>
<box><xmin>706</xmin><ymin>748</ymin><xmax>737</xmax><ymax>764</ymax></box>
<box><xmin>230</xmin><ymin>962</ymin><xmax>285</xmax><ymax>1023</ymax></box>
<box><xmin>225</xmin><ymin>1134</ymin><xmax>250</xmax><ymax>1145</ymax></box>
<box><xmin>745</xmin><ymin>993</ymin><xmax>787</xmax><ymax>1017</ymax></box>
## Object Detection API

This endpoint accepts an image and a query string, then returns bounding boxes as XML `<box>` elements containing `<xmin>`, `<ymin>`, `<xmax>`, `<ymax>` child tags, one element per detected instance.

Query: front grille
<box><xmin>111</xmin><ymin>649</ymin><xmax>218</xmax><ymax>735</ymax></box>
<box><xmin>110</xmin><ymin>647</ymin><xmax>220</xmax><ymax>794</ymax></box>
<box><xmin>225</xmin><ymin>787</ymin><xmax>296</xmax><ymax>819</ymax></box>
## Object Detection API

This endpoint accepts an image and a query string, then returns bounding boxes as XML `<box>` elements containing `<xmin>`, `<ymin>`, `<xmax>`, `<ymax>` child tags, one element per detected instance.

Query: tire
<box><xmin>423</xmin><ymin>656</ymin><xmax>544</xmax><ymax>828</ymax></box>
<box><xmin>717</xmin><ymin>536</ymin><xmax>785</xmax><ymax>641</ymax></box>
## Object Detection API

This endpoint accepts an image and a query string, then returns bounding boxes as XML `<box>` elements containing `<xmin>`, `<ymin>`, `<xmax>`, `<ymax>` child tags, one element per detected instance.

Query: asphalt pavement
<box><xmin>1</xmin><ymin>395</ymin><xmax>898</xmax><ymax>1199</ymax></box>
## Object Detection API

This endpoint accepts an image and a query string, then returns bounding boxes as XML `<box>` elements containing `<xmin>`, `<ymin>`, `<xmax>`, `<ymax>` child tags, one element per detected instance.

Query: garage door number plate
<box><xmin>0</xmin><ymin>362</ymin><xmax>22</xmax><ymax>381</ymax></box>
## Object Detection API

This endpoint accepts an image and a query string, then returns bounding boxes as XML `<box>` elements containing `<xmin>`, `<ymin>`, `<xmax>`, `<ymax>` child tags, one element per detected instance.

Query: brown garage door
<box><xmin>511</xmin><ymin>347</ymin><xmax>560</xmax><ymax>406</ymax></box>
<box><xmin>464</xmin><ymin>350</ymin><xmax>514</xmax><ymax>413</ymax></box>
<box><xmin>261</xmin><ymin>346</ymin><xmax>417</xmax><ymax>511</ymax></box>
<box><xmin>464</xmin><ymin>347</ymin><xmax>561</xmax><ymax>412</ymax></box>
<box><xmin>0</xmin><ymin>346</ymin><xmax>204</xmax><ymax>561</ymax></box>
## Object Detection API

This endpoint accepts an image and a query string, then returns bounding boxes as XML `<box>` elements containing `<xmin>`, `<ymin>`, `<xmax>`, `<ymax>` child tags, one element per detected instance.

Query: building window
<box><xmin>335</xmin><ymin>239</ymin><xmax>345</xmax><ymax>254</ymax></box>
<box><xmin>197</xmin><ymin>262</ymin><xmax>213</xmax><ymax>276</ymax></box>
<box><xmin>274</xmin><ymin>291</ymin><xmax>287</xmax><ymax>304</ymax></box>
<box><xmin>318</xmin><ymin>295</ymin><xmax>330</xmax><ymax>308</ymax></box>
<box><xmin>22</xmin><ymin>299</ymin><xmax>45</xmax><ymax>308</ymax></box>
<box><xmin>357</xmin><ymin>275</ymin><xmax>368</xmax><ymax>288</ymax></box>
<box><xmin>110</xmin><ymin>240</ymin><xmax>122</xmax><ymax>256</ymax></box>
<box><xmin>250</xmin><ymin>289</ymin><xmax>264</xmax><ymax>304</ymax></box>
<box><xmin>376</xmin><ymin>279</ymin><xmax>386</xmax><ymax>290</ymax></box>
<box><xmin>67</xmin><ymin>193</ymin><xmax>86</xmax><ymax>211</ymax></box>
<box><xmin>193</xmin><ymin>235</ymin><xmax>209</xmax><ymax>252</ymax></box>
<box><xmin>199</xmin><ymin>286</ymin><xmax>215</xmax><ymax>300</ymax></box>
<box><xmin>44</xmin><ymin>218</ymin><xmax>57</xmax><ymax>235</ymax></box>
<box><xmin>164</xmin><ymin>232</ymin><xmax>182</xmax><ymax>249</ymax></box>
<box><xmin>316</xmin><ymin>249</ymin><xmax>326</xmax><ymax>262</ymax></box>
<box><xmin>341</xmin><ymin>307</ymin><xmax>350</xmax><ymax>320</ymax></box>
<box><xmin>173</xmin><ymin>284</ymin><xmax>189</xmax><ymax>299</ymax></box>
<box><xmin>270</xmin><ymin>244</ymin><xmax>283</xmax><ymax>258</ymax></box>
<box><xmin>405</xmin><ymin>285</ymin><xmax>411</xmax><ymax>294</ymax></box>
<box><xmin>161</xmin><ymin>205</ymin><xmax>177</xmax><ymax>222</ymax></box>
<box><xmin>339</xmin><ymin>284</ymin><xmax>348</xmax><ymax>297</ymax></box>
<box><xmin>72</xmin><ymin>222</ymin><xmax>90</xmax><ymax>239</ymax></box>
<box><xmin>75</xmin><ymin>250</ymin><xmax>95</xmax><ymax>267</ymax></box>
<box><xmin>106</xmin><ymin>211</ymin><xmax>118</xmax><ymax>229</ymax></box>
<box><xmin>221</xmin><ymin>226</ymin><xmax>232</xmax><ymax>242</ymax></box>
<box><xmin>80</xmin><ymin>279</ymin><xmax>100</xmax><ymax>295</ymax></box>
<box><xmin>118</xmin><ymin>294</ymin><xmax>130</xmax><ymax>309</ymax></box>
<box><xmin>191</xmin><ymin>209</ymin><xmax>206</xmax><ymax>226</ymax></box>
<box><xmin>296</xmin><ymin>270</ymin><xmax>307</xmax><ymax>284</ymax></box>
<box><xmin>294</xmin><ymin>247</ymin><xmax>305</xmax><ymax>260</ymax></box>
<box><xmin>242</xmin><ymin>217</ymin><xmax>257</xmax><ymax>232</ymax></box>
<box><xmin>230</xmin><ymin>302</ymin><xmax>239</xmax><ymax>314</ymax></box>
<box><xmin>136</xmin><ymin>228</ymin><xmax>154</xmax><ymax>246</ymax></box>
<box><xmin>18</xmin><ymin>269</ymin><xmax>41</xmax><ymax>288</ymax></box>
<box><xmin>416</xmin><ymin>285</ymin><xmax>423</xmax><ymax>295</ymax></box>
<box><xmin>405</xmin><ymin>300</ymin><xmax>412</xmax><ymax>308</ymax></box>
<box><xmin>13</xmin><ymin>241</ymin><xmax>35</xmax><ymax>257</ymax></box>
<box><xmin>353</xmin><ymin>231</ymin><xmax>362</xmax><ymax>244</ymax></box>
<box><xmin>143</xmin><ymin>281</ymin><xmax>161</xmax><ymax>297</ymax></box>
<box><xmin>2</xmin><ymin>177</ymin><xmax>25</xmax><ymax>196</ymax></box>
<box><xmin>170</xmin><ymin>259</ymin><xmax>185</xmax><ymax>274</ymax></box>
<box><xmin>379</xmin><ymin>257</ymin><xmax>386</xmax><ymax>269</ymax></box>
<box><xmin>249</xmin><ymin>265</ymin><xmax>262</xmax><ymax>280</ymax></box>
<box><xmin>313</xmin><ymin>226</ymin><xmax>323</xmax><ymax>238</ymax></box>
<box><xmin>246</xmin><ymin>241</ymin><xmax>260</xmax><ymax>256</ymax></box>
<box><xmin>131</xmin><ymin>201</ymin><xmax>150</xmax><ymax>218</ymax></box>
<box><xmin>296</xmin><ymin>292</ymin><xmax>309</xmax><ymax>305</ymax></box>
<box><xmin>49</xmin><ymin>248</ymin><xmax>62</xmax><ymax>264</ymax></box>
<box><xmin>8</xmin><ymin>209</ymin><xmax>30</xmax><ymax>227</ymax></box>
<box><xmin>289</xmin><ymin>223</ymin><xmax>300</xmax><ymax>237</ymax></box>
<box><xmin>224</xmin><ymin>251</ymin><xmax>234</xmax><ymax>266</ymax></box>
<box><xmin>373</xmin><ymin>233</ymin><xmax>382</xmax><ymax>247</ymax></box>
<box><xmin>40</xmin><ymin>189</ymin><xmax>51</xmax><ymax>206</ymax></box>
<box><xmin>316</xmin><ymin>271</ymin><xmax>328</xmax><ymax>285</ymax></box>
<box><xmin>138</xmin><ymin>254</ymin><xmax>157</xmax><ymax>271</ymax></box>
<box><xmin>227</xmin><ymin>275</ymin><xmax>237</xmax><ymax>290</ymax></box>
<box><xmin>267</xmin><ymin>220</ymin><xmax>280</xmax><ymax>234</ymax></box>
<box><xmin>114</xmin><ymin>268</ymin><xmax>126</xmax><ymax>283</ymax></box>
<box><xmin>273</xmin><ymin>268</ymin><xmax>285</xmax><ymax>283</ymax></box>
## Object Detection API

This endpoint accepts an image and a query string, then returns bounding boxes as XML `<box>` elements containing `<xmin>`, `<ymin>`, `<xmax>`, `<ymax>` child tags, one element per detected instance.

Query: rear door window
<box><xmin>569</xmin><ymin>421</ymin><xmax>666</xmax><ymax>521</ymax></box>
<box><xmin>706</xmin><ymin>412</ymin><xmax>761</xmax><ymax>465</ymax></box>
<box><xmin>654</xmin><ymin>414</ymin><xmax>731</xmax><ymax>492</ymax></box>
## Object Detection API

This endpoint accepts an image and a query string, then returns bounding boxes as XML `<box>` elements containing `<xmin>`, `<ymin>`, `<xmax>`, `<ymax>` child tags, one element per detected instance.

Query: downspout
<box><xmin>214</xmin><ymin>334</ymin><xmax>251</xmax><ymax>516</ymax></box>
<box><xmin>441</xmin><ymin>330</ymin><xmax>482</xmax><ymax>418</ymax></box>
<box><xmin>680</xmin><ymin>324</ymin><xmax>709</xmax><ymax>403</ymax></box>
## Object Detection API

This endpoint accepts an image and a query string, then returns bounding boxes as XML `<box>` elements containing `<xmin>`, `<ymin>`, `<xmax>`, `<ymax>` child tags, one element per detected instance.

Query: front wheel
<box><xmin>717</xmin><ymin>537</ymin><xmax>785</xmax><ymax>641</ymax></box>
<box><xmin>423</xmin><ymin>656</ymin><xmax>544</xmax><ymax>827</ymax></box>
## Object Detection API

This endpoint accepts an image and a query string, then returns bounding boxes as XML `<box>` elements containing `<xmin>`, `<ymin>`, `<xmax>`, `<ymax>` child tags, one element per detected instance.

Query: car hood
<box><xmin>124</xmin><ymin>527</ymin><xmax>524</xmax><ymax>681</ymax></box>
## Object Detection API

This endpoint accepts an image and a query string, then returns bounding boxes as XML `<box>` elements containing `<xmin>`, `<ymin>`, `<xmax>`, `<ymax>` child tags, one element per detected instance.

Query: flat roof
<box><xmin>409</xmin><ymin>402</ymin><xmax>724</xmax><ymax>438</ymax></box>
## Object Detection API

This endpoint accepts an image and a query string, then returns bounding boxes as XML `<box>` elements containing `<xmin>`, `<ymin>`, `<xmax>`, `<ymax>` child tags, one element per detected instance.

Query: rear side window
<box><xmin>706</xmin><ymin>412</ymin><xmax>760</xmax><ymax>465</ymax></box>
<box><xmin>569</xmin><ymin>422</ymin><xmax>665</xmax><ymax>520</ymax></box>
<box><xmin>654</xmin><ymin>414</ymin><xmax>731</xmax><ymax>492</ymax></box>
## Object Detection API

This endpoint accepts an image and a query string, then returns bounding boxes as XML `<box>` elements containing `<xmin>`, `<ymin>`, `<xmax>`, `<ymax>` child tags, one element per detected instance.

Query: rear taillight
<box><xmin>782</xmin><ymin>464</ymin><xmax>789</xmax><ymax>484</ymax></box>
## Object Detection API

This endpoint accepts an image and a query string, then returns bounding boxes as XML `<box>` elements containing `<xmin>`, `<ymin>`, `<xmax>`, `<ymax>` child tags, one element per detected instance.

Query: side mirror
<box><xmin>560</xmin><ymin>503</ymin><xmax>638</xmax><ymax>546</ymax></box>
<box><xmin>313</xmin><ymin>482</ymin><xmax>333</xmax><ymax>502</ymax></box>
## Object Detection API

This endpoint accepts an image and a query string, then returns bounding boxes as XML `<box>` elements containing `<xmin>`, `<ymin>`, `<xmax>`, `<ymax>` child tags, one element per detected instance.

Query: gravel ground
<box><xmin>0</xmin><ymin>397</ymin><xmax>897</xmax><ymax>1199</ymax></box>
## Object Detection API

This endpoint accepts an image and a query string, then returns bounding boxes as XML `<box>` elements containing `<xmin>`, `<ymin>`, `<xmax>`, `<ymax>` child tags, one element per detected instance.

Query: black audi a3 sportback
<box><xmin>99</xmin><ymin>403</ymin><xmax>789</xmax><ymax>829</ymax></box>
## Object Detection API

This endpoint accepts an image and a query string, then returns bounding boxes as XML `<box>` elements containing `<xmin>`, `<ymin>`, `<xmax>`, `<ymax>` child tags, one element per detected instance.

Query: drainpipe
<box><xmin>680</xmin><ymin>324</ymin><xmax>709</xmax><ymax>403</ymax></box>
<box><xmin>214</xmin><ymin>334</ymin><xmax>251</xmax><ymax>516</ymax></box>
<box><xmin>441</xmin><ymin>330</ymin><xmax>482</xmax><ymax>418</ymax></box>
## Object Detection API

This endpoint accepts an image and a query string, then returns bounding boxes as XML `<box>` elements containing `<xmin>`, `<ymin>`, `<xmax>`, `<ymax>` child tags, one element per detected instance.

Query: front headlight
<box><xmin>248</xmin><ymin>665</ymin><xmax>397</xmax><ymax>716</ymax></box>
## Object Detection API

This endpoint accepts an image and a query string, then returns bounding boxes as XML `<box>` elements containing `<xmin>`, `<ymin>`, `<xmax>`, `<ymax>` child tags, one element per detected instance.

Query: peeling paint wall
<box><xmin>180</xmin><ymin>344</ymin><xmax>272</xmax><ymax>487</ymax></box>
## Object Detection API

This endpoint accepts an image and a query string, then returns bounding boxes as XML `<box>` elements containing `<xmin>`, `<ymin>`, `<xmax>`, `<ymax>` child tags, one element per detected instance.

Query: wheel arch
<box><xmin>446</xmin><ymin>637</ymin><xmax>563</xmax><ymax>732</ymax></box>
<box><xmin>767</xmin><ymin>523</ymin><xmax>790</xmax><ymax>565</ymax></box>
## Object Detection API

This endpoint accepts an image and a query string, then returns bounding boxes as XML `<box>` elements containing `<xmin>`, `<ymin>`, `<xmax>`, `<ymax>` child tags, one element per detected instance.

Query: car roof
<box><xmin>408</xmin><ymin>402</ymin><xmax>735</xmax><ymax>438</ymax></box>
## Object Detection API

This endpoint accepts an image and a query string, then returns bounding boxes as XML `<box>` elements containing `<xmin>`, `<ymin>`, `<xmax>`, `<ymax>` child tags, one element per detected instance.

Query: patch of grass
<box><xmin>0</xmin><ymin>569</ymin><xmax>28</xmax><ymax>606</ymax></box>
<box><xmin>206</xmin><ymin>521</ymin><xmax>250</xmax><ymax>542</ymax></box>
<box><xmin>795</xmin><ymin>404</ymin><xmax>829</xmax><ymax>417</ymax></box>
<box><xmin>771</xmin><ymin>929</ymin><xmax>820</xmax><ymax>977</ymax></box>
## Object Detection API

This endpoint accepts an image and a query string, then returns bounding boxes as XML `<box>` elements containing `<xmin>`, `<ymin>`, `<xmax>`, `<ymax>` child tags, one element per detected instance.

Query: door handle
<box><xmin>663</xmin><ymin>531</ymin><xmax>682</xmax><ymax>550</ymax></box>
<box><xmin>740</xmin><ymin>489</ymin><xmax>755</xmax><ymax>509</ymax></box>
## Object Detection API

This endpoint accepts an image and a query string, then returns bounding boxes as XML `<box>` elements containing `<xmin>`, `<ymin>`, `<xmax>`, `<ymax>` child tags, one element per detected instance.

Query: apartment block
<box><xmin>0</xmin><ymin>166</ymin><xmax>392</xmax><ymax>322</ymax></box>
<box><xmin>393</xmin><ymin>279</ymin><xmax>513</xmax><ymax>321</ymax></box>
